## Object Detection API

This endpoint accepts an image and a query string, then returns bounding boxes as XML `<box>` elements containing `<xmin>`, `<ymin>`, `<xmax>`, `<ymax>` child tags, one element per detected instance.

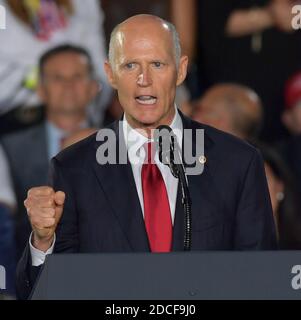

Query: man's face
<box><xmin>105</xmin><ymin>19</ymin><xmax>188</xmax><ymax>131</ymax></box>
<box><xmin>39</xmin><ymin>52</ymin><xmax>98</xmax><ymax>120</ymax></box>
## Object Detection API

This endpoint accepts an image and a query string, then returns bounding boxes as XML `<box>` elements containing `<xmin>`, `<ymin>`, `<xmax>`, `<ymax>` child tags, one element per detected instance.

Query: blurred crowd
<box><xmin>0</xmin><ymin>0</ymin><xmax>301</xmax><ymax>299</ymax></box>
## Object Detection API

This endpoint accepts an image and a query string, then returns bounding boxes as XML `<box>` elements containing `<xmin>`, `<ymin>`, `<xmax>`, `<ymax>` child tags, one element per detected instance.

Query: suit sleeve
<box><xmin>16</xmin><ymin>156</ymin><xmax>79</xmax><ymax>299</ymax></box>
<box><xmin>16</xmin><ymin>243</ymin><xmax>41</xmax><ymax>300</ymax></box>
<box><xmin>234</xmin><ymin>149</ymin><xmax>278</xmax><ymax>250</ymax></box>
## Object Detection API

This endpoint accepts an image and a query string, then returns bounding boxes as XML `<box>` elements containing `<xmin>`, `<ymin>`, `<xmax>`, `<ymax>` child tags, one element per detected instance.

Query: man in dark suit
<box><xmin>17</xmin><ymin>14</ymin><xmax>277</xmax><ymax>300</ymax></box>
<box><xmin>1</xmin><ymin>45</ymin><xmax>99</xmax><ymax>260</ymax></box>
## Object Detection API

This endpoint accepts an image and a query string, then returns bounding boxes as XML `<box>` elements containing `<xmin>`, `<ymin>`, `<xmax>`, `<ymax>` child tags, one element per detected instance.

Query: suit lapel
<box><xmin>93</xmin><ymin>121</ymin><xmax>150</xmax><ymax>252</ymax></box>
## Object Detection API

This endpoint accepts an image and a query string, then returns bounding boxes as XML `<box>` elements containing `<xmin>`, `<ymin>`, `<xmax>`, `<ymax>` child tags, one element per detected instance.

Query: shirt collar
<box><xmin>46</xmin><ymin>120</ymin><xmax>89</xmax><ymax>159</ymax></box>
<box><xmin>122</xmin><ymin>106</ymin><xmax>183</xmax><ymax>164</ymax></box>
<box><xmin>46</xmin><ymin>120</ymin><xmax>89</xmax><ymax>139</ymax></box>
<box><xmin>46</xmin><ymin>120</ymin><xmax>67</xmax><ymax>147</ymax></box>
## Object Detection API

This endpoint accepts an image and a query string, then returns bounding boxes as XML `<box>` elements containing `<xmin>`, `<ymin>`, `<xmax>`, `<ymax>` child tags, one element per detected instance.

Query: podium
<box><xmin>31</xmin><ymin>251</ymin><xmax>301</xmax><ymax>300</ymax></box>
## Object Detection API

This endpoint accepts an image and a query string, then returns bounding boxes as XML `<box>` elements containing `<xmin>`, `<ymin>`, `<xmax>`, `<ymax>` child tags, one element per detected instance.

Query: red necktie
<box><xmin>141</xmin><ymin>142</ymin><xmax>173</xmax><ymax>252</ymax></box>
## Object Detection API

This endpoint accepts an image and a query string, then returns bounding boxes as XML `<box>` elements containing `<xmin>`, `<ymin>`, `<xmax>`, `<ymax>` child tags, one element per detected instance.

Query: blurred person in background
<box><xmin>257</xmin><ymin>144</ymin><xmax>301</xmax><ymax>249</ymax></box>
<box><xmin>1</xmin><ymin>45</ymin><xmax>99</xmax><ymax>259</ymax></box>
<box><xmin>192</xmin><ymin>83</ymin><xmax>263</xmax><ymax>142</ymax></box>
<box><xmin>171</xmin><ymin>0</ymin><xmax>301</xmax><ymax>143</ymax></box>
<box><xmin>0</xmin><ymin>0</ymin><xmax>111</xmax><ymax>133</ymax></box>
<box><xmin>279</xmin><ymin>70</ymin><xmax>301</xmax><ymax>198</ymax></box>
<box><xmin>282</xmin><ymin>71</ymin><xmax>301</xmax><ymax>136</ymax></box>
<box><xmin>0</xmin><ymin>145</ymin><xmax>16</xmax><ymax>298</ymax></box>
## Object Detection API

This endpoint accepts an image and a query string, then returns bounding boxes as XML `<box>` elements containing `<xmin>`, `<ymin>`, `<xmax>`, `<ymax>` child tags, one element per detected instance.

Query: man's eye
<box><xmin>153</xmin><ymin>62</ymin><xmax>163</xmax><ymax>68</ymax></box>
<box><xmin>125</xmin><ymin>63</ymin><xmax>135</xmax><ymax>69</ymax></box>
<box><xmin>46</xmin><ymin>75</ymin><xmax>64</xmax><ymax>83</ymax></box>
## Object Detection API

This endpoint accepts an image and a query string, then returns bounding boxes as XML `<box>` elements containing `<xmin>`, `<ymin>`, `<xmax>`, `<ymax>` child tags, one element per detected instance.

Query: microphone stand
<box><xmin>169</xmin><ymin>141</ymin><xmax>192</xmax><ymax>251</ymax></box>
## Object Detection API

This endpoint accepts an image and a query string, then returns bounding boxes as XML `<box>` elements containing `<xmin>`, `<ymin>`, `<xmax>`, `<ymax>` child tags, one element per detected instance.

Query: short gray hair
<box><xmin>108</xmin><ymin>18</ymin><xmax>182</xmax><ymax>70</ymax></box>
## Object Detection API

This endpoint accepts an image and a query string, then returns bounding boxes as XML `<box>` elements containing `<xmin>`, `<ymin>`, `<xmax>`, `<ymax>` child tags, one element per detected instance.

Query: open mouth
<box><xmin>135</xmin><ymin>95</ymin><xmax>157</xmax><ymax>105</ymax></box>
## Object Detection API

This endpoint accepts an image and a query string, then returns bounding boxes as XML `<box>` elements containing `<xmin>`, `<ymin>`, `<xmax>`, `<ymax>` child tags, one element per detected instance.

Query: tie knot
<box><xmin>144</xmin><ymin>142</ymin><xmax>155</xmax><ymax>164</ymax></box>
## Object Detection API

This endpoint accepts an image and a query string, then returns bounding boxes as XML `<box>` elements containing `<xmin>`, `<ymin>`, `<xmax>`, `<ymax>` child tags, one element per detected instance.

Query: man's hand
<box><xmin>24</xmin><ymin>187</ymin><xmax>65</xmax><ymax>252</ymax></box>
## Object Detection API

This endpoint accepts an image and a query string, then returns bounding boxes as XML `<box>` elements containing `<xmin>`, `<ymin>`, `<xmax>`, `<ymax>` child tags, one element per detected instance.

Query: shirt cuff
<box><xmin>29</xmin><ymin>232</ymin><xmax>56</xmax><ymax>266</ymax></box>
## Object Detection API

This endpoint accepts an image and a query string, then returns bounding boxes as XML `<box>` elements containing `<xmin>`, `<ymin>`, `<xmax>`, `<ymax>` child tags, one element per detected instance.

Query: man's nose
<box><xmin>137</xmin><ymin>67</ymin><xmax>152</xmax><ymax>87</ymax></box>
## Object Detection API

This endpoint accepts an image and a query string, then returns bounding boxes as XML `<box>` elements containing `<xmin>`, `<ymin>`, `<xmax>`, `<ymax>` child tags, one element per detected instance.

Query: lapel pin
<box><xmin>199</xmin><ymin>155</ymin><xmax>207</xmax><ymax>164</ymax></box>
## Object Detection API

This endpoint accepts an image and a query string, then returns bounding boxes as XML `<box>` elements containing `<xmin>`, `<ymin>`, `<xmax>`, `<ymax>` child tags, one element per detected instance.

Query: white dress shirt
<box><xmin>30</xmin><ymin>107</ymin><xmax>183</xmax><ymax>266</ymax></box>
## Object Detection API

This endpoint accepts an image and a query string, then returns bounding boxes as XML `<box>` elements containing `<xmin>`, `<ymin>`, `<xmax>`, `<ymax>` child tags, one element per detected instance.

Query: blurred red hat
<box><xmin>285</xmin><ymin>71</ymin><xmax>301</xmax><ymax>110</ymax></box>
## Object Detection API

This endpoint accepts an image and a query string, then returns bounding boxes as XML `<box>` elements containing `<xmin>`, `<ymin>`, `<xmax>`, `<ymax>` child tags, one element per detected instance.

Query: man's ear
<box><xmin>104</xmin><ymin>61</ymin><xmax>117</xmax><ymax>89</ymax></box>
<box><xmin>176</xmin><ymin>55</ymin><xmax>189</xmax><ymax>87</ymax></box>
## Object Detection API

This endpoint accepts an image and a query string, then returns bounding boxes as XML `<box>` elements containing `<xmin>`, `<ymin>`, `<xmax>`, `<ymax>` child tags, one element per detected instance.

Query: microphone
<box><xmin>154</xmin><ymin>125</ymin><xmax>182</xmax><ymax>178</ymax></box>
<box><xmin>155</xmin><ymin>125</ymin><xmax>192</xmax><ymax>251</ymax></box>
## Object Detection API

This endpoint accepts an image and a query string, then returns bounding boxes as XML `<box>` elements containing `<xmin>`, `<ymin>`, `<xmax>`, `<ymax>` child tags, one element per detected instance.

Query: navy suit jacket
<box><xmin>16</xmin><ymin>112</ymin><xmax>277</xmax><ymax>299</ymax></box>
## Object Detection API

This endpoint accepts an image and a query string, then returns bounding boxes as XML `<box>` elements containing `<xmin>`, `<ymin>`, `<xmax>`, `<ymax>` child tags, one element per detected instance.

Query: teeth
<box><xmin>137</xmin><ymin>95</ymin><xmax>154</xmax><ymax>100</ymax></box>
<box><xmin>136</xmin><ymin>96</ymin><xmax>157</xmax><ymax>105</ymax></box>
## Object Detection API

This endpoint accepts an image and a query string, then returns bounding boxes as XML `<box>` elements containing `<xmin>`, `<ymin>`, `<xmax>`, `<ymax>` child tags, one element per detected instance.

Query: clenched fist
<box><xmin>24</xmin><ymin>186</ymin><xmax>65</xmax><ymax>252</ymax></box>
